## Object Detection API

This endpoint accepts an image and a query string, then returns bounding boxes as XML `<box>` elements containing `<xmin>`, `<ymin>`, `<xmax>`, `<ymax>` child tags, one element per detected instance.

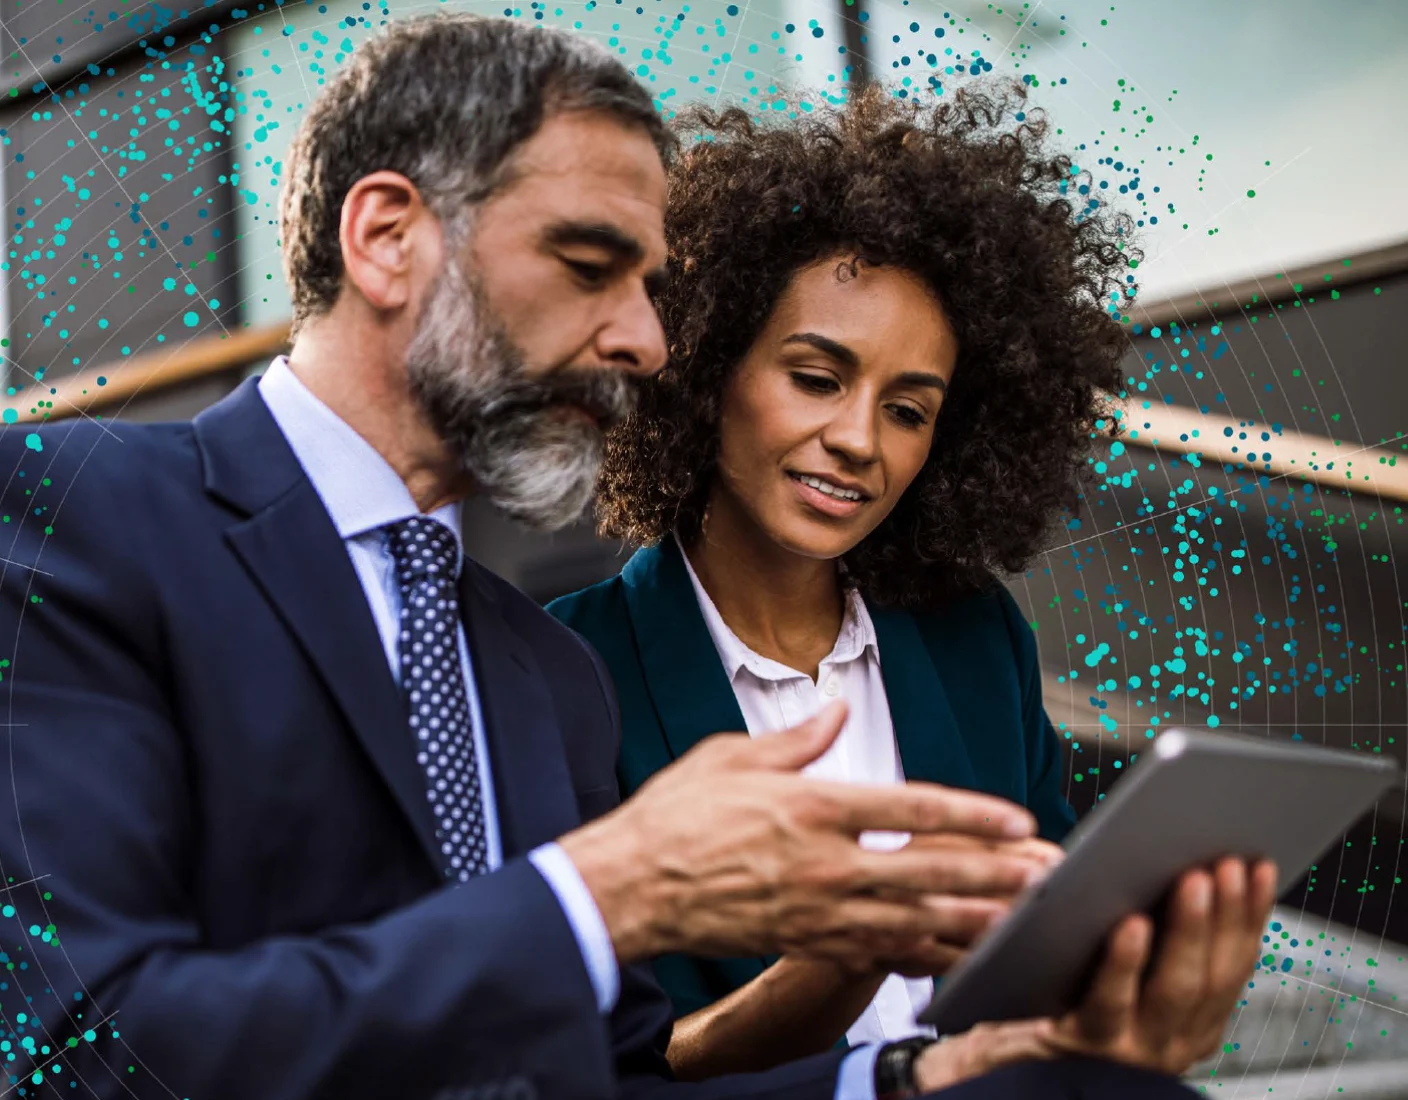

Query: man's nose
<box><xmin>597</xmin><ymin>285</ymin><xmax>668</xmax><ymax>378</ymax></box>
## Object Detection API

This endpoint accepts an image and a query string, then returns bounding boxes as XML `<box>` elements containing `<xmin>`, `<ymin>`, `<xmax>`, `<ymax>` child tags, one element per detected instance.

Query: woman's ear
<box><xmin>338</xmin><ymin>170</ymin><xmax>440</xmax><ymax>314</ymax></box>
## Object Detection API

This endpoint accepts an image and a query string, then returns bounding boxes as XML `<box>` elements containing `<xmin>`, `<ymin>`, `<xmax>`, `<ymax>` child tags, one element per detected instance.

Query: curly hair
<box><xmin>594</xmin><ymin>81</ymin><xmax>1136</xmax><ymax>608</ymax></box>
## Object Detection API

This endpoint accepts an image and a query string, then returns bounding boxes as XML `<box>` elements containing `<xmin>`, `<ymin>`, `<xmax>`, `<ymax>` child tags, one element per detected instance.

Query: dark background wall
<box><xmin>1</xmin><ymin>1</ymin><xmax>246</xmax><ymax>411</ymax></box>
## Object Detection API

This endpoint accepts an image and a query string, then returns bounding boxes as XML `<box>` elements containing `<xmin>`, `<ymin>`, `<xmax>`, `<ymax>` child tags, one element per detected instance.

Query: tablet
<box><xmin>918</xmin><ymin>727</ymin><xmax>1403</xmax><ymax>1035</ymax></box>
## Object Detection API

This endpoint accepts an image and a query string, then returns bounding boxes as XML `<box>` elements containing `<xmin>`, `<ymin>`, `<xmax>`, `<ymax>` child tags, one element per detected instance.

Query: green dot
<box><xmin>1246</xmin><ymin>189</ymin><xmax>1256</xmax><ymax>198</ymax></box>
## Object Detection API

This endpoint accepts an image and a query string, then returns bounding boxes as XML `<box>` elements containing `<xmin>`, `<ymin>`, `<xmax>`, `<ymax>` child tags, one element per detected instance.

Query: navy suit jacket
<box><xmin>0</xmin><ymin>381</ymin><xmax>846</xmax><ymax>1100</ymax></box>
<box><xmin>549</xmin><ymin>538</ymin><xmax>1076</xmax><ymax>1022</ymax></box>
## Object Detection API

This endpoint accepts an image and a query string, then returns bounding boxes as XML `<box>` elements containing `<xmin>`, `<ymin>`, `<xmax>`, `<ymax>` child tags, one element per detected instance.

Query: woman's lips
<box><xmin>787</xmin><ymin>472</ymin><xmax>867</xmax><ymax>519</ymax></box>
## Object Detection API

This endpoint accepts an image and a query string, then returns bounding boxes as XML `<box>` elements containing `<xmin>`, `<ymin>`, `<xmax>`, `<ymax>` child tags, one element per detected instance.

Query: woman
<box><xmin>549</xmin><ymin>82</ymin><xmax>1136</xmax><ymax>1077</ymax></box>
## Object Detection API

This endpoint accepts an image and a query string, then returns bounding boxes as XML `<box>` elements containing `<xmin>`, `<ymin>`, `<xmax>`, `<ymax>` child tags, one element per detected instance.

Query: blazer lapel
<box><xmin>458</xmin><ymin>563</ymin><xmax>579</xmax><ymax>857</ymax></box>
<box><xmin>867</xmin><ymin>603</ymin><xmax>977</xmax><ymax>791</ymax></box>
<box><xmin>195</xmin><ymin>380</ymin><xmax>443</xmax><ymax>873</ymax></box>
<box><xmin>622</xmin><ymin>540</ymin><xmax>770</xmax><ymax>987</ymax></box>
<box><xmin>619</xmin><ymin>539</ymin><xmax>747</xmax><ymax>762</ymax></box>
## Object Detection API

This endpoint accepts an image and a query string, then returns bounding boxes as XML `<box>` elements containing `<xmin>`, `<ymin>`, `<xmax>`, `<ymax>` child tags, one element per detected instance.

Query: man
<box><xmin>0</xmin><ymin>14</ymin><xmax>1270</xmax><ymax>1100</ymax></box>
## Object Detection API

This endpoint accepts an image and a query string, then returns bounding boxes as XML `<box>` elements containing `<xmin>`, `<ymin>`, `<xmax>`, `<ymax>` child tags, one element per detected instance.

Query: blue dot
<box><xmin>183</xmin><ymin>311</ymin><xmax>200</xmax><ymax>328</ymax></box>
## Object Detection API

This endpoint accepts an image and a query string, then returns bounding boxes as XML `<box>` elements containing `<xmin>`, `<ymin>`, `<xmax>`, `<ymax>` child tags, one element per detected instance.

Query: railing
<box><xmin>1</xmin><ymin>322</ymin><xmax>291</xmax><ymax>425</ymax></box>
<box><xmin>4</xmin><ymin>240</ymin><xmax>1405</xmax><ymax>502</ymax></box>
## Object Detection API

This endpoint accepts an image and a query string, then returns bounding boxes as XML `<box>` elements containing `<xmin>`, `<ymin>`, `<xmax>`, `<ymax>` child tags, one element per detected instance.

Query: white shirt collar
<box><xmin>256</xmin><ymin>356</ymin><xmax>464</xmax><ymax>555</ymax></box>
<box><xmin>675</xmin><ymin>534</ymin><xmax>878</xmax><ymax>683</ymax></box>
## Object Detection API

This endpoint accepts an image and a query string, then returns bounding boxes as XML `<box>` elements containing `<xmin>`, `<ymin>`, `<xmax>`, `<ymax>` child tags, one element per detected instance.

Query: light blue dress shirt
<box><xmin>257</xmin><ymin>356</ymin><xmax>619</xmax><ymax>1015</ymax></box>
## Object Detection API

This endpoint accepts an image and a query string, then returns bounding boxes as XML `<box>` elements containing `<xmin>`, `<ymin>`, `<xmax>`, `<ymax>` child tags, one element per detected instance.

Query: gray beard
<box><xmin>404</xmin><ymin>254</ymin><xmax>636</xmax><ymax>532</ymax></box>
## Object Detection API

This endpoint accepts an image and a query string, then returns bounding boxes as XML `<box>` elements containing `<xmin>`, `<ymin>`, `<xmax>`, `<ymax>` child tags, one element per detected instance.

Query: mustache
<box><xmin>478</xmin><ymin>365</ymin><xmax>639</xmax><ymax>430</ymax></box>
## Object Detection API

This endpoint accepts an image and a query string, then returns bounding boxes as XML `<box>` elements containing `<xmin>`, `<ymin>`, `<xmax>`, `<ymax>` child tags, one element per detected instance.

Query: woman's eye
<box><xmin>889</xmin><ymin>404</ymin><xmax>929</xmax><ymax>429</ymax></box>
<box><xmin>790</xmin><ymin>372</ymin><xmax>839</xmax><ymax>394</ymax></box>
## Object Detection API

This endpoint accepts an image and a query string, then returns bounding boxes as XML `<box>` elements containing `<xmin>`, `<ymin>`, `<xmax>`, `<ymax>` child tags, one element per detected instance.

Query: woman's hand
<box><xmin>913</xmin><ymin>857</ymin><xmax>1278</xmax><ymax>1091</ymax></box>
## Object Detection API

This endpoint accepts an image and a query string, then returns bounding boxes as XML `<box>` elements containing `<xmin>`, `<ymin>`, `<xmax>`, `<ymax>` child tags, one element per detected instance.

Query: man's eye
<box><xmin>565</xmin><ymin>259</ymin><xmax>609</xmax><ymax>285</ymax></box>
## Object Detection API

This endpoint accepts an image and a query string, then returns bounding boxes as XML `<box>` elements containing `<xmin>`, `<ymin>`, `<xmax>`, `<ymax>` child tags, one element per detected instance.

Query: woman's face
<box><xmin>712</xmin><ymin>256</ymin><xmax>959</xmax><ymax>562</ymax></box>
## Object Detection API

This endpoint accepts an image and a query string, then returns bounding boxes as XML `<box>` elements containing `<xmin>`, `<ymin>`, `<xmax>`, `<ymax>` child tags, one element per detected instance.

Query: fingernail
<box><xmin>1024</xmin><ymin>864</ymin><xmax>1049</xmax><ymax>889</ymax></box>
<box><xmin>1003</xmin><ymin>815</ymin><xmax>1035</xmax><ymax>838</ymax></box>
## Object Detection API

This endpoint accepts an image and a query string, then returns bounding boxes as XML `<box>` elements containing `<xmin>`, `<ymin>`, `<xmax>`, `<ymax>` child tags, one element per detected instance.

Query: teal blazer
<box><xmin>547</xmin><ymin>538</ymin><xmax>1075</xmax><ymax>1022</ymax></box>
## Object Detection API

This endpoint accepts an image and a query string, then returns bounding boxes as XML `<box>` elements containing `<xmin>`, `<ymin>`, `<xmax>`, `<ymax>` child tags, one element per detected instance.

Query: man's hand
<box><xmin>913</xmin><ymin>857</ymin><xmax>1279</xmax><ymax>1091</ymax></box>
<box><xmin>558</xmin><ymin>701</ymin><xmax>1051</xmax><ymax>970</ymax></box>
<box><xmin>867</xmin><ymin>835</ymin><xmax>1064</xmax><ymax>978</ymax></box>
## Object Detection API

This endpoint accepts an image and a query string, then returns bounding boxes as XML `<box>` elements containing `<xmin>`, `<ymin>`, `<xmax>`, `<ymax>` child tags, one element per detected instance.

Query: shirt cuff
<box><xmin>834</xmin><ymin>1044</ymin><xmax>880</xmax><ymax>1100</ymax></box>
<box><xmin>527</xmin><ymin>842</ymin><xmax>621</xmax><ymax>1014</ymax></box>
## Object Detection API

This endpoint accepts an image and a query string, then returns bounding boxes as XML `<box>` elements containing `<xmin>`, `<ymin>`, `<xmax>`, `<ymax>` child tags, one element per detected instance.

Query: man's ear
<box><xmin>338</xmin><ymin>170</ymin><xmax>441</xmax><ymax>314</ymax></box>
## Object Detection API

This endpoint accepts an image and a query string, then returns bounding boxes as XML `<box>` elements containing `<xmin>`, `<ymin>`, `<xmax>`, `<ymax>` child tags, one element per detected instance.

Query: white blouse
<box><xmin>678</xmin><ymin>542</ymin><xmax>936</xmax><ymax>1047</ymax></box>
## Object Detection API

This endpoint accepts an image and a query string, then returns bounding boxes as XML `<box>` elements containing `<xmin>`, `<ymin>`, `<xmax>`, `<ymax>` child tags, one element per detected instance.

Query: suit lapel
<box><xmin>867</xmin><ymin>603</ymin><xmax>977</xmax><ymax>791</ymax></box>
<box><xmin>619</xmin><ymin>539</ymin><xmax>747</xmax><ymax>762</ymax></box>
<box><xmin>458</xmin><ymin>564</ymin><xmax>579</xmax><ymax>857</ymax></box>
<box><xmin>196</xmin><ymin>381</ymin><xmax>444</xmax><ymax>873</ymax></box>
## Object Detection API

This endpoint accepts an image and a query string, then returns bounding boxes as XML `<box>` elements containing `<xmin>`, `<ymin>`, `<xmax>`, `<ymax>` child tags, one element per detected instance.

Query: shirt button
<box><xmin>824</xmin><ymin>676</ymin><xmax>840</xmax><ymax>697</ymax></box>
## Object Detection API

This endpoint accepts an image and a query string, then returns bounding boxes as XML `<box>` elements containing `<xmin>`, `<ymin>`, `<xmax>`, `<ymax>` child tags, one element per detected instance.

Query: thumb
<box><xmin>752</xmin><ymin>700</ymin><xmax>849</xmax><ymax>772</ymax></box>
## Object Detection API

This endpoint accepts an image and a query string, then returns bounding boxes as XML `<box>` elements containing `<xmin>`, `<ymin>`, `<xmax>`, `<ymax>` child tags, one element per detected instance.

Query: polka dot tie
<box><xmin>387</xmin><ymin>516</ymin><xmax>489</xmax><ymax>882</ymax></box>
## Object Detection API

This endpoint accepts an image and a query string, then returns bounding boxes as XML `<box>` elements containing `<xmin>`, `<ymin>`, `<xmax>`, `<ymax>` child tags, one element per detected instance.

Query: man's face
<box><xmin>405</xmin><ymin>110</ymin><xmax>669</xmax><ymax>531</ymax></box>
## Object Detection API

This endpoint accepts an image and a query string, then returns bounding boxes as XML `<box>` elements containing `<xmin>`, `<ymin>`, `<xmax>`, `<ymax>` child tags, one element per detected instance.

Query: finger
<box><xmin>1203</xmin><ymin>858</ymin><xmax>1249</xmax><ymax>993</ymax></box>
<box><xmin>782</xmin><ymin>894</ymin><xmax>1003</xmax><ymax>964</ymax></box>
<box><xmin>1188</xmin><ymin>859</ymin><xmax>1253</xmax><ymax>1043</ymax></box>
<box><xmin>920</xmin><ymin>894</ymin><xmax>1012</xmax><ymax>944</ymax></box>
<box><xmin>1076</xmin><ymin>914</ymin><xmax>1151</xmax><ymax>1045</ymax></box>
<box><xmin>1019</xmin><ymin>837</ymin><xmax>1066</xmax><ymax>870</ymax></box>
<box><xmin>904</xmin><ymin>835</ymin><xmax>1065</xmax><ymax>871</ymax></box>
<box><xmin>852</xmin><ymin>845</ymin><xmax>1046</xmax><ymax>898</ymax></box>
<box><xmin>861</xmin><ymin>897</ymin><xmax>1010</xmax><ymax>976</ymax></box>
<box><xmin>819</xmin><ymin>780</ymin><xmax>1036</xmax><ymax>840</ymax></box>
<box><xmin>1142</xmin><ymin>870</ymin><xmax>1214</xmax><ymax>1037</ymax></box>
<box><xmin>748</xmin><ymin>700</ymin><xmax>849</xmax><ymax>772</ymax></box>
<box><xmin>1248</xmin><ymin>859</ymin><xmax>1279</xmax><ymax>927</ymax></box>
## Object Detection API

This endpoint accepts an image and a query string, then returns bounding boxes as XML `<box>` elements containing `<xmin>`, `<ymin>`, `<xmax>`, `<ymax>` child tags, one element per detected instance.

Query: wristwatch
<box><xmin>874</xmin><ymin>1037</ymin><xmax>937</xmax><ymax>1100</ymax></box>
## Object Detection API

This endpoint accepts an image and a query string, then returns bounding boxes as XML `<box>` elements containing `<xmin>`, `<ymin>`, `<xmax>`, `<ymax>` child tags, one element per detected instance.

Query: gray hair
<box><xmin>279</xmin><ymin>13</ymin><xmax>672</xmax><ymax>333</ymax></box>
